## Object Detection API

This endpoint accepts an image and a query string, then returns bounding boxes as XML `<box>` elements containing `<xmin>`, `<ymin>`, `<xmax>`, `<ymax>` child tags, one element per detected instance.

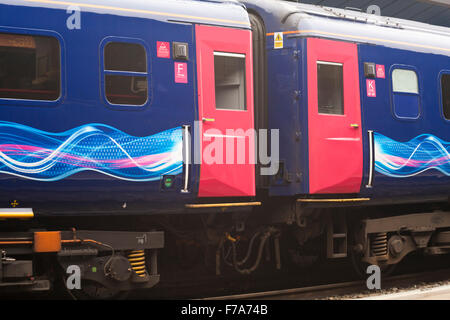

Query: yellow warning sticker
<box><xmin>274</xmin><ymin>32</ymin><xmax>283</xmax><ymax>49</ymax></box>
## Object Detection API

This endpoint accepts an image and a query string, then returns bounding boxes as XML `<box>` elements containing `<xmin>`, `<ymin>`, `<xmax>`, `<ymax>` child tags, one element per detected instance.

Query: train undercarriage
<box><xmin>1</xmin><ymin>199</ymin><xmax>450</xmax><ymax>299</ymax></box>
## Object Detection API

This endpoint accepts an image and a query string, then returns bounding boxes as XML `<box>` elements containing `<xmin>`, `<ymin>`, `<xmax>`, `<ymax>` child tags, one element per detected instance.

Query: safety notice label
<box><xmin>376</xmin><ymin>65</ymin><xmax>385</xmax><ymax>79</ymax></box>
<box><xmin>274</xmin><ymin>32</ymin><xmax>283</xmax><ymax>49</ymax></box>
<box><xmin>175</xmin><ymin>62</ymin><xmax>188</xmax><ymax>83</ymax></box>
<box><xmin>367</xmin><ymin>79</ymin><xmax>376</xmax><ymax>97</ymax></box>
<box><xmin>157</xmin><ymin>41</ymin><xmax>170</xmax><ymax>58</ymax></box>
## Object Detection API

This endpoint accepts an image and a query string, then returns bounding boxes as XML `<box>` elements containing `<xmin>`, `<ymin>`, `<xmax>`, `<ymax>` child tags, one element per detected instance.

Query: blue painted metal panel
<box><xmin>358</xmin><ymin>44</ymin><xmax>450</xmax><ymax>198</ymax></box>
<box><xmin>0</xmin><ymin>2</ymin><xmax>211</xmax><ymax>212</ymax></box>
<box><xmin>0</xmin><ymin>0</ymin><xmax>250</xmax><ymax>29</ymax></box>
<box><xmin>265</xmin><ymin>36</ymin><xmax>304</xmax><ymax>195</ymax></box>
<box><xmin>244</xmin><ymin>0</ymin><xmax>450</xmax><ymax>202</ymax></box>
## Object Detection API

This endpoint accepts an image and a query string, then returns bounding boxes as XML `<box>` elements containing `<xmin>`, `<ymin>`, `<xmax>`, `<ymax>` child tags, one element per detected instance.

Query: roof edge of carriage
<box><xmin>243</xmin><ymin>0</ymin><xmax>450</xmax><ymax>56</ymax></box>
<box><xmin>0</xmin><ymin>0</ymin><xmax>251</xmax><ymax>29</ymax></box>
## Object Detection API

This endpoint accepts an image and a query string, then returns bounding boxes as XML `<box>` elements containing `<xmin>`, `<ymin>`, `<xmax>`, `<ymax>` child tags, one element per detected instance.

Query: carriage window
<box><xmin>0</xmin><ymin>33</ymin><xmax>60</xmax><ymax>101</ymax></box>
<box><xmin>391</xmin><ymin>68</ymin><xmax>420</xmax><ymax>119</ymax></box>
<box><xmin>392</xmin><ymin>69</ymin><xmax>419</xmax><ymax>94</ymax></box>
<box><xmin>104</xmin><ymin>42</ymin><xmax>148</xmax><ymax>106</ymax></box>
<box><xmin>317</xmin><ymin>61</ymin><xmax>344</xmax><ymax>115</ymax></box>
<box><xmin>105</xmin><ymin>42</ymin><xmax>146</xmax><ymax>73</ymax></box>
<box><xmin>442</xmin><ymin>74</ymin><xmax>450</xmax><ymax>120</ymax></box>
<box><xmin>214</xmin><ymin>52</ymin><xmax>246</xmax><ymax>110</ymax></box>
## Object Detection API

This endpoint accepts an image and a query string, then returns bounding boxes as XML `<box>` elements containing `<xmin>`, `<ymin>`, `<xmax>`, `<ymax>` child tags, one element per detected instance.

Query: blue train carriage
<box><xmin>0</xmin><ymin>0</ymin><xmax>256</xmax><ymax>296</ymax></box>
<box><xmin>242</xmin><ymin>0</ymin><xmax>450</xmax><ymax>273</ymax></box>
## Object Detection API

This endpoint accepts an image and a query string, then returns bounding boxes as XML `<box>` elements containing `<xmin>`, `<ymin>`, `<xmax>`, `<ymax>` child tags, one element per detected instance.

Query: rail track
<box><xmin>202</xmin><ymin>268</ymin><xmax>450</xmax><ymax>300</ymax></box>
<box><xmin>8</xmin><ymin>254</ymin><xmax>450</xmax><ymax>300</ymax></box>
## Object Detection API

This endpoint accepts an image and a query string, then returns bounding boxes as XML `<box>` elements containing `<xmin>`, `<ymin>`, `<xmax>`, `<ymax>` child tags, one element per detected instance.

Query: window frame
<box><xmin>100</xmin><ymin>37</ymin><xmax>151</xmax><ymax>110</ymax></box>
<box><xmin>439</xmin><ymin>70</ymin><xmax>450</xmax><ymax>122</ymax></box>
<box><xmin>0</xmin><ymin>27</ymin><xmax>64</xmax><ymax>107</ymax></box>
<box><xmin>389</xmin><ymin>64</ymin><xmax>422</xmax><ymax>121</ymax></box>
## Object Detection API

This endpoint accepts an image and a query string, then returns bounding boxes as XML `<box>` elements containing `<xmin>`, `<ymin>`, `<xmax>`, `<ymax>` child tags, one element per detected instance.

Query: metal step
<box><xmin>327</xmin><ymin>215</ymin><xmax>348</xmax><ymax>259</ymax></box>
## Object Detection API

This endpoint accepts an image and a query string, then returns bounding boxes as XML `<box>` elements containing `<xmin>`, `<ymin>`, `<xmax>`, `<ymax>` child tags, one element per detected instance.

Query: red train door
<box><xmin>307</xmin><ymin>38</ymin><xmax>363</xmax><ymax>194</ymax></box>
<box><xmin>195</xmin><ymin>25</ymin><xmax>255</xmax><ymax>197</ymax></box>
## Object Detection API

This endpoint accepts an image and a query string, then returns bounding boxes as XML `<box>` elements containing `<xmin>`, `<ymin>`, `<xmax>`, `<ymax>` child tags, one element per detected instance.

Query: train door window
<box><xmin>0</xmin><ymin>32</ymin><xmax>60</xmax><ymax>101</ymax></box>
<box><xmin>391</xmin><ymin>68</ymin><xmax>420</xmax><ymax>119</ymax></box>
<box><xmin>103</xmin><ymin>42</ymin><xmax>148</xmax><ymax>106</ymax></box>
<box><xmin>214</xmin><ymin>52</ymin><xmax>246</xmax><ymax>110</ymax></box>
<box><xmin>441</xmin><ymin>73</ymin><xmax>450</xmax><ymax>120</ymax></box>
<box><xmin>317</xmin><ymin>61</ymin><xmax>344</xmax><ymax>115</ymax></box>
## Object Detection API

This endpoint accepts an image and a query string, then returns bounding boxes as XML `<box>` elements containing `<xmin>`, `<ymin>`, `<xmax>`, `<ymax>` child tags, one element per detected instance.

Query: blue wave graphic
<box><xmin>0</xmin><ymin>121</ymin><xmax>183</xmax><ymax>181</ymax></box>
<box><xmin>374</xmin><ymin>133</ymin><xmax>450</xmax><ymax>178</ymax></box>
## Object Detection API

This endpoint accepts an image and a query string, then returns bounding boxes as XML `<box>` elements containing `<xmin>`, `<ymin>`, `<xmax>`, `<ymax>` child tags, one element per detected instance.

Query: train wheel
<box><xmin>348</xmin><ymin>220</ymin><xmax>397</xmax><ymax>279</ymax></box>
<box><xmin>63</xmin><ymin>279</ymin><xmax>129</xmax><ymax>300</ymax></box>
<box><xmin>350</xmin><ymin>249</ymin><xmax>397</xmax><ymax>279</ymax></box>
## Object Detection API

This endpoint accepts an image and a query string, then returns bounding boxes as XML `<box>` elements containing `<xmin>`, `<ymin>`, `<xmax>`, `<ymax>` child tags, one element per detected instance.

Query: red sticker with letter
<box><xmin>157</xmin><ymin>41</ymin><xmax>170</xmax><ymax>58</ymax></box>
<box><xmin>175</xmin><ymin>62</ymin><xmax>188</xmax><ymax>83</ymax></box>
<box><xmin>367</xmin><ymin>79</ymin><xmax>376</xmax><ymax>97</ymax></box>
<box><xmin>376</xmin><ymin>64</ymin><xmax>385</xmax><ymax>79</ymax></box>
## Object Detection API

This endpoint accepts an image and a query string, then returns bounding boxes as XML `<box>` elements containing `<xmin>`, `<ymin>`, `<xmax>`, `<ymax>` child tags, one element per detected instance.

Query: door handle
<box><xmin>350</xmin><ymin>124</ymin><xmax>359</xmax><ymax>128</ymax></box>
<box><xmin>202</xmin><ymin>118</ymin><xmax>215</xmax><ymax>123</ymax></box>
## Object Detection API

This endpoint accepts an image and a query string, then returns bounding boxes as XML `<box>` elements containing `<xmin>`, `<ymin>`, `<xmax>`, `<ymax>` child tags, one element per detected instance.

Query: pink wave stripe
<box><xmin>0</xmin><ymin>144</ymin><xmax>173</xmax><ymax>168</ymax></box>
<box><xmin>0</xmin><ymin>144</ymin><xmax>48</xmax><ymax>153</ymax></box>
<box><xmin>383</xmin><ymin>154</ymin><xmax>450</xmax><ymax>167</ymax></box>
